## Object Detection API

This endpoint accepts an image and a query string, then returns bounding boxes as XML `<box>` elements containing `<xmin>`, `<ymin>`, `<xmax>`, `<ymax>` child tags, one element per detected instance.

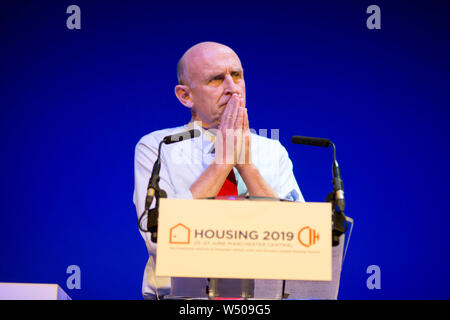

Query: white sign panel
<box><xmin>156</xmin><ymin>199</ymin><xmax>332</xmax><ymax>281</ymax></box>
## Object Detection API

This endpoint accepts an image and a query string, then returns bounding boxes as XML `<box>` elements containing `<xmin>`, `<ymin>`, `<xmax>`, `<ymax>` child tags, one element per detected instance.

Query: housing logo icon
<box><xmin>297</xmin><ymin>226</ymin><xmax>320</xmax><ymax>247</ymax></box>
<box><xmin>169</xmin><ymin>223</ymin><xmax>190</xmax><ymax>244</ymax></box>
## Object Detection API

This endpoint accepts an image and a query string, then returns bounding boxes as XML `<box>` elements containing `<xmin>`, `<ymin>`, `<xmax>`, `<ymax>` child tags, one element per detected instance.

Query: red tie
<box><xmin>217</xmin><ymin>170</ymin><xmax>238</xmax><ymax>197</ymax></box>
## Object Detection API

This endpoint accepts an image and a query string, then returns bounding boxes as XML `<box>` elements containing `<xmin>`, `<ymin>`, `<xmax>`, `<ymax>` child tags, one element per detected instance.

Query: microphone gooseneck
<box><xmin>291</xmin><ymin>135</ymin><xmax>348</xmax><ymax>246</ymax></box>
<box><xmin>138</xmin><ymin>129</ymin><xmax>201</xmax><ymax>242</ymax></box>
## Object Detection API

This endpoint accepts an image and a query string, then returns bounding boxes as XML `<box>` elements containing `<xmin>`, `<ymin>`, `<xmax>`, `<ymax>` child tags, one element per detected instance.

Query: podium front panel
<box><xmin>156</xmin><ymin>199</ymin><xmax>332</xmax><ymax>281</ymax></box>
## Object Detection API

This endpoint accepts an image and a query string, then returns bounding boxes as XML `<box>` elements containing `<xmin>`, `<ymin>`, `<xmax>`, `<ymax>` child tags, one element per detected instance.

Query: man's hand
<box><xmin>236</xmin><ymin>107</ymin><xmax>252</xmax><ymax>167</ymax></box>
<box><xmin>189</xmin><ymin>93</ymin><xmax>245</xmax><ymax>199</ymax></box>
<box><xmin>216</xmin><ymin>93</ymin><xmax>246</xmax><ymax>165</ymax></box>
<box><xmin>190</xmin><ymin>93</ymin><xmax>277</xmax><ymax>199</ymax></box>
<box><xmin>232</xmin><ymin>103</ymin><xmax>277</xmax><ymax>199</ymax></box>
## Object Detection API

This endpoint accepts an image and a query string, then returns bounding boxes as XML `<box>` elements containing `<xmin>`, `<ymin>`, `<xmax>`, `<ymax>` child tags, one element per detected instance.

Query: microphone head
<box><xmin>291</xmin><ymin>136</ymin><xmax>332</xmax><ymax>148</ymax></box>
<box><xmin>163</xmin><ymin>129</ymin><xmax>201</xmax><ymax>144</ymax></box>
<box><xmin>191</xmin><ymin>129</ymin><xmax>201</xmax><ymax>138</ymax></box>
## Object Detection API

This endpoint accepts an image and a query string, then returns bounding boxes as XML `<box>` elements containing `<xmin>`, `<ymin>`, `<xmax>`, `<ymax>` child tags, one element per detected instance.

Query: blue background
<box><xmin>1</xmin><ymin>0</ymin><xmax>449</xmax><ymax>299</ymax></box>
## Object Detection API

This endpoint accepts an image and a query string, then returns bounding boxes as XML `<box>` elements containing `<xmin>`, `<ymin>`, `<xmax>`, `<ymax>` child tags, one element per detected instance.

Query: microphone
<box><xmin>291</xmin><ymin>134</ymin><xmax>347</xmax><ymax>246</ymax></box>
<box><xmin>163</xmin><ymin>129</ymin><xmax>201</xmax><ymax>144</ymax></box>
<box><xmin>139</xmin><ymin>129</ymin><xmax>201</xmax><ymax>242</ymax></box>
<box><xmin>291</xmin><ymin>136</ymin><xmax>331</xmax><ymax>148</ymax></box>
<box><xmin>332</xmin><ymin>160</ymin><xmax>345</xmax><ymax>212</ymax></box>
<box><xmin>149</xmin><ymin>129</ymin><xmax>201</xmax><ymax>194</ymax></box>
<box><xmin>291</xmin><ymin>135</ymin><xmax>343</xmax><ymax>210</ymax></box>
<box><xmin>144</xmin><ymin>129</ymin><xmax>200</xmax><ymax>202</ymax></box>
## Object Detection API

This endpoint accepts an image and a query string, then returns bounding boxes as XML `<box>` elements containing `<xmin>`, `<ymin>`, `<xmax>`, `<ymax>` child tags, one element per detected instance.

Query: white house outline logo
<box><xmin>169</xmin><ymin>223</ymin><xmax>190</xmax><ymax>244</ymax></box>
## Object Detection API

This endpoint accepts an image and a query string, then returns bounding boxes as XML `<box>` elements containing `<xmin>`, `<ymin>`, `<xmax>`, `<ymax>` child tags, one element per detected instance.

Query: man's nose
<box><xmin>223</xmin><ymin>74</ymin><xmax>241</xmax><ymax>96</ymax></box>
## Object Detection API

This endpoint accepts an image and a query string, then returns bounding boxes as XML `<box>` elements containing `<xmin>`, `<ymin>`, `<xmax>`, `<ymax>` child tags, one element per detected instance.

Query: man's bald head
<box><xmin>177</xmin><ymin>42</ymin><xmax>241</xmax><ymax>86</ymax></box>
<box><xmin>174</xmin><ymin>41</ymin><xmax>245</xmax><ymax>128</ymax></box>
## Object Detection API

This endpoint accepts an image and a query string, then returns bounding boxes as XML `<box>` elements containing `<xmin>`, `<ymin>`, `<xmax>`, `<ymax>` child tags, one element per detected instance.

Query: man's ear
<box><xmin>174</xmin><ymin>85</ymin><xmax>194</xmax><ymax>108</ymax></box>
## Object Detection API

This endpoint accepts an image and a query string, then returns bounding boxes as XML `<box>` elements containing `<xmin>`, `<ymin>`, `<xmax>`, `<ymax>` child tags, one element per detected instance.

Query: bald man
<box><xmin>133</xmin><ymin>42</ymin><xmax>304</xmax><ymax>299</ymax></box>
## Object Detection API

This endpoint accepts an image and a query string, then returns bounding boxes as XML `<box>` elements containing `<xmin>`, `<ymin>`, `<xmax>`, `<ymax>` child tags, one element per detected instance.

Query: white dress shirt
<box><xmin>133</xmin><ymin>122</ymin><xmax>304</xmax><ymax>299</ymax></box>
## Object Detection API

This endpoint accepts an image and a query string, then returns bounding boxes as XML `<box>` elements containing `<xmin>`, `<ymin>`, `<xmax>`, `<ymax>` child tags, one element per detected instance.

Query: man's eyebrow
<box><xmin>205</xmin><ymin>72</ymin><xmax>225</xmax><ymax>80</ymax></box>
<box><xmin>206</xmin><ymin>69</ymin><xmax>243</xmax><ymax>80</ymax></box>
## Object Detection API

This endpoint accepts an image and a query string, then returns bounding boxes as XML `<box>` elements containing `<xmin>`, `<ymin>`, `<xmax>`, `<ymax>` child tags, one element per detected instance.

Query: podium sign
<box><xmin>156</xmin><ymin>199</ymin><xmax>332</xmax><ymax>281</ymax></box>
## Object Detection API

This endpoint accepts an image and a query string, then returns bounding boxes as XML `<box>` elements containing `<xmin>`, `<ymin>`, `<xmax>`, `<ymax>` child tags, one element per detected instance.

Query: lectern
<box><xmin>0</xmin><ymin>283</ymin><xmax>71</xmax><ymax>300</ymax></box>
<box><xmin>154</xmin><ymin>198</ymin><xmax>352</xmax><ymax>300</ymax></box>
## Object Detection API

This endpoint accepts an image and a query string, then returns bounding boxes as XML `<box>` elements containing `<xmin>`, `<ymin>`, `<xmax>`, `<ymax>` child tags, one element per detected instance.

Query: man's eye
<box><xmin>208</xmin><ymin>76</ymin><xmax>223</xmax><ymax>85</ymax></box>
<box><xmin>232</xmin><ymin>72</ymin><xmax>242</xmax><ymax>80</ymax></box>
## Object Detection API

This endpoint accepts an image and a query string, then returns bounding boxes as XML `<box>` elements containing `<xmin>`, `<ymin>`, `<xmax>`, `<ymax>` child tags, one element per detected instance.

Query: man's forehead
<box><xmin>193</xmin><ymin>53</ymin><xmax>242</xmax><ymax>72</ymax></box>
<box><xmin>183</xmin><ymin>43</ymin><xmax>243</xmax><ymax>77</ymax></box>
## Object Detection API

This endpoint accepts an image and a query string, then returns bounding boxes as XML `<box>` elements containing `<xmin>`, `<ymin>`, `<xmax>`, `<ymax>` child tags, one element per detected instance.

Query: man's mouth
<box><xmin>219</xmin><ymin>100</ymin><xmax>229</xmax><ymax>107</ymax></box>
<box><xmin>219</xmin><ymin>96</ymin><xmax>233</xmax><ymax>108</ymax></box>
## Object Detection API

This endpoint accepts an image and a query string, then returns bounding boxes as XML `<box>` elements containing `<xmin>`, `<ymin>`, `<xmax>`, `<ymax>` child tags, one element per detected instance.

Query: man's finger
<box><xmin>235</xmin><ymin>106</ymin><xmax>244</xmax><ymax>129</ymax></box>
<box><xmin>243</xmin><ymin>107</ymin><xmax>249</xmax><ymax>131</ymax></box>
<box><xmin>229</xmin><ymin>95</ymin><xmax>240</xmax><ymax>128</ymax></box>
<box><xmin>219</xmin><ymin>94</ymin><xmax>236</xmax><ymax>129</ymax></box>
<box><xmin>226</xmin><ymin>94</ymin><xmax>240</xmax><ymax>129</ymax></box>
<box><xmin>240</xmin><ymin>96</ymin><xmax>245</xmax><ymax>109</ymax></box>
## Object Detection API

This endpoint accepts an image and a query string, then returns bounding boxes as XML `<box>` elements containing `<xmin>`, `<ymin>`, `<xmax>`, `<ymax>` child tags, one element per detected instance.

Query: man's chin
<box><xmin>207</xmin><ymin>121</ymin><xmax>220</xmax><ymax>131</ymax></box>
<box><xmin>198</xmin><ymin>120</ymin><xmax>219</xmax><ymax>131</ymax></box>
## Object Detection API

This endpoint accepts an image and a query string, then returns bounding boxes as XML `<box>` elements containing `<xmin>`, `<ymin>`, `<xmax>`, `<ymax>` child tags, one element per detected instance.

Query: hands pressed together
<box><xmin>216</xmin><ymin>93</ymin><xmax>251</xmax><ymax>168</ymax></box>
<box><xmin>190</xmin><ymin>93</ymin><xmax>277</xmax><ymax>199</ymax></box>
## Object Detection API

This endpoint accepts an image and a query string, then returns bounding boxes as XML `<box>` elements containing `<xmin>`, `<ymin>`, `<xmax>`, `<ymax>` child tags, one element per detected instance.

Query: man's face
<box><xmin>187</xmin><ymin>47</ymin><xmax>246</xmax><ymax>128</ymax></box>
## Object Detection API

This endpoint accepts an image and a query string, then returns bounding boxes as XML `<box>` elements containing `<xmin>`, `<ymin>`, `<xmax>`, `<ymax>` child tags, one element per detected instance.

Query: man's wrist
<box><xmin>212</xmin><ymin>158</ymin><xmax>234</xmax><ymax>172</ymax></box>
<box><xmin>236</xmin><ymin>163</ymin><xmax>257</xmax><ymax>176</ymax></box>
